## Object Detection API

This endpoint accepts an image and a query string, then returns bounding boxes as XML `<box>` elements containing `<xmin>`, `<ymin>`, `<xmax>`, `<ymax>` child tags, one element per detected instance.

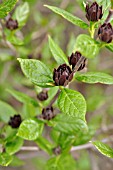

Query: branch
<box><xmin>71</xmin><ymin>135</ymin><xmax>113</xmax><ymax>152</ymax></box>
<box><xmin>72</xmin><ymin>56</ymin><xmax>86</xmax><ymax>74</ymax></box>
<box><xmin>105</xmin><ymin>9</ymin><xmax>113</xmax><ymax>23</ymax></box>
<box><xmin>48</xmin><ymin>89</ymin><xmax>60</xmax><ymax>107</ymax></box>
<box><xmin>0</xmin><ymin>21</ymin><xmax>17</xmax><ymax>57</ymax></box>
<box><xmin>1</xmin><ymin>135</ymin><xmax>111</xmax><ymax>153</ymax></box>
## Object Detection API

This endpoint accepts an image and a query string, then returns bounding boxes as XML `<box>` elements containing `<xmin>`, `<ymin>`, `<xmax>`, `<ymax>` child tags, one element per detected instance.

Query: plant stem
<box><xmin>105</xmin><ymin>9</ymin><xmax>113</xmax><ymax>23</ymax></box>
<box><xmin>72</xmin><ymin>56</ymin><xmax>86</xmax><ymax>74</ymax></box>
<box><xmin>89</xmin><ymin>22</ymin><xmax>95</xmax><ymax>38</ymax></box>
<box><xmin>0</xmin><ymin>20</ymin><xmax>17</xmax><ymax>57</ymax></box>
<box><xmin>4</xmin><ymin>135</ymin><xmax>112</xmax><ymax>153</ymax></box>
<box><xmin>48</xmin><ymin>89</ymin><xmax>61</xmax><ymax>107</ymax></box>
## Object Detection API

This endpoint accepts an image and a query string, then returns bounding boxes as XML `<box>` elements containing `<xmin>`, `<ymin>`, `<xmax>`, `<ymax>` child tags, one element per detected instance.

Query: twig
<box><xmin>1</xmin><ymin>135</ymin><xmax>112</xmax><ymax>153</ymax></box>
<box><xmin>20</xmin><ymin>146</ymin><xmax>40</xmax><ymax>151</ymax></box>
<box><xmin>105</xmin><ymin>9</ymin><xmax>113</xmax><ymax>23</ymax></box>
<box><xmin>71</xmin><ymin>135</ymin><xmax>113</xmax><ymax>152</ymax></box>
<box><xmin>48</xmin><ymin>89</ymin><xmax>60</xmax><ymax>107</ymax></box>
<box><xmin>0</xmin><ymin>21</ymin><xmax>17</xmax><ymax>57</ymax></box>
<box><xmin>72</xmin><ymin>56</ymin><xmax>86</xmax><ymax>74</ymax></box>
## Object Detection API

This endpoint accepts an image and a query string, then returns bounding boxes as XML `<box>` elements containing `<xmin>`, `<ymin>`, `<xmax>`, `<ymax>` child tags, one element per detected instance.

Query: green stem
<box><xmin>89</xmin><ymin>22</ymin><xmax>95</xmax><ymax>38</ymax></box>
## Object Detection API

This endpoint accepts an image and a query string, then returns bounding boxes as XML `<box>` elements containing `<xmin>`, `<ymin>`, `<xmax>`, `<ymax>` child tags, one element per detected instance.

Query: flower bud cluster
<box><xmin>86</xmin><ymin>2</ymin><xmax>113</xmax><ymax>43</ymax></box>
<box><xmin>8</xmin><ymin>114</ymin><xmax>22</xmax><ymax>128</ymax></box>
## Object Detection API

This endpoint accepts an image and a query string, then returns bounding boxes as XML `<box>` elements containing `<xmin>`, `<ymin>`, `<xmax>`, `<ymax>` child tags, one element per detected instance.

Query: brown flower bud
<box><xmin>28</xmin><ymin>54</ymin><xmax>33</xmax><ymax>59</ymax></box>
<box><xmin>6</xmin><ymin>18</ymin><xmax>18</xmax><ymax>30</ymax></box>
<box><xmin>37</xmin><ymin>91</ymin><xmax>48</xmax><ymax>101</ymax></box>
<box><xmin>8</xmin><ymin>114</ymin><xmax>22</xmax><ymax>128</ymax></box>
<box><xmin>86</xmin><ymin>2</ymin><xmax>103</xmax><ymax>22</ymax></box>
<box><xmin>42</xmin><ymin>107</ymin><xmax>54</xmax><ymax>120</ymax></box>
<box><xmin>53</xmin><ymin>146</ymin><xmax>61</xmax><ymax>155</ymax></box>
<box><xmin>68</xmin><ymin>51</ymin><xmax>86</xmax><ymax>71</ymax></box>
<box><xmin>53</xmin><ymin>64</ymin><xmax>73</xmax><ymax>86</ymax></box>
<box><xmin>98</xmin><ymin>23</ymin><xmax>113</xmax><ymax>43</ymax></box>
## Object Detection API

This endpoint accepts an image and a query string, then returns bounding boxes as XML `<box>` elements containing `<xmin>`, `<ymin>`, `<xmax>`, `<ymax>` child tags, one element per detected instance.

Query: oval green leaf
<box><xmin>0</xmin><ymin>101</ymin><xmax>17</xmax><ymax>123</ymax></box>
<box><xmin>51</xmin><ymin>114</ymin><xmax>88</xmax><ymax>134</ymax></box>
<box><xmin>75</xmin><ymin>72</ymin><xmax>113</xmax><ymax>84</ymax></box>
<box><xmin>58</xmin><ymin>88</ymin><xmax>86</xmax><ymax>120</ymax></box>
<box><xmin>74</xmin><ymin>34</ymin><xmax>100</xmax><ymax>58</ymax></box>
<box><xmin>13</xmin><ymin>2</ymin><xmax>29</xmax><ymax>27</ymax></box>
<box><xmin>45</xmin><ymin>5</ymin><xmax>89</xmax><ymax>29</ymax></box>
<box><xmin>17</xmin><ymin>58</ymin><xmax>54</xmax><ymax>87</ymax></box>
<box><xmin>17</xmin><ymin>118</ymin><xmax>44</xmax><ymax>140</ymax></box>
<box><xmin>6</xmin><ymin>137</ymin><xmax>23</xmax><ymax>155</ymax></box>
<box><xmin>7</xmin><ymin>89</ymin><xmax>38</xmax><ymax>107</ymax></box>
<box><xmin>93</xmin><ymin>141</ymin><xmax>113</xmax><ymax>158</ymax></box>
<box><xmin>0</xmin><ymin>0</ymin><xmax>18</xmax><ymax>18</ymax></box>
<box><xmin>0</xmin><ymin>153</ymin><xmax>13</xmax><ymax>167</ymax></box>
<box><xmin>49</xmin><ymin>36</ymin><xmax>68</xmax><ymax>65</ymax></box>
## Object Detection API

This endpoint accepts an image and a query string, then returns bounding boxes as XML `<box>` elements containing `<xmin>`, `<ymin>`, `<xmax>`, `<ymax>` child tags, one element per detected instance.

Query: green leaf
<box><xmin>93</xmin><ymin>141</ymin><xmax>113</xmax><ymax>158</ymax></box>
<box><xmin>7</xmin><ymin>89</ymin><xmax>38</xmax><ymax>107</ymax></box>
<box><xmin>73</xmin><ymin>127</ymin><xmax>94</xmax><ymax>146</ymax></box>
<box><xmin>0</xmin><ymin>153</ymin><xmax>13</xmax><ymax>166</ymax></box>
<box><xmin>0</xmin><ymin>0</ymin><xmax>18</xmax><ymax>18</ymax></box>
<box><xmin>75</xmin><ymin>72</ymin><xmax>113</xmax><ymax>84</ymax></box>
<box><xmin>13</xmin><ymin>2</ymin><xmax>29</xmax><ymax>27</ymax></box>
<box><xmin>22</xmin><ymin>103</ymin><xmax>40</xmax><ymax>118</ymax></box>
<box><xmin>74</xmin><ymin>34</ymin><xmax>100</xmax><ymax>58</ymax></box>
<box><xmin>0</xmin><ymin>101</ymin><xmax>17</xmax><ymax>123</ymax></box>
<box><xmin>46</xmin><ymin>156</ymin><xmax>63</xmax><ymax>170</ymax></box>
<box><xmin>35</xmin><ymin>136</ymin><xmax>53</xmax><ymax>154</ymax></box>
<box><xmin>7</xmin><ymin>36</ymin><xmax>24</xmax><ymax>46</ymax></box>
<box><xmin>96</xmin><ymin>0</ymin><xmax>111</xmax><ymax>23</ymax></box>
<box><xmin>17</xmin><ymin>118</ymin><xmax>44</xmax><ymax>140</ymax></box>
<box><xmin>67</xmin><ymin>34</ymin><xmax>76</xmax><ymax>56</ymax></box>
<box><xmin>51</xmin><ymin>114</ymin><xmax>88</xmax><ymax>134</ymax></box>
<box><xmin>58</xmin><ymin>133</ymin><xmax>75</xmax><ymax>150</ymax></box>
<box><xmin>6</xmin><ymin>137</ymin><xmax>23</xmax><ymax>155</ymax></box>
<box><xmin>96</xmin><ymin>0</ymin><xmax>111</xmax><ymax>10</ymax></box>
<box><xmin>17</xmin><ymin>58</ymin><xmax>54</xmax><ymax>87</ymax></box>
<box><xmin>45</xmin><ymin>5</ymin><xmax>89</xmax><ymax>29</ymax></box>
<box><xmin>58</xmin><ymin>88</ymin><xmax>86</xmax><ymax>120</ymax></box>
<box><xmin>106</xmin><ymin>42</ymin><xmax>113</xmax><ymax>52</ymax></box>
<box><xmin>46</xmin><ymin>154</ymin><xmax>76</xmax><ymax>170</ymax></box>
<box><xmin>9</xmin><ymin>156</ymin><xmax>24</xmax><ymax>167</ymax></box>
<box><xmin>49</xmin><ymin>36</ymin><xmax>68</xmax><ymax>65</ymax></box>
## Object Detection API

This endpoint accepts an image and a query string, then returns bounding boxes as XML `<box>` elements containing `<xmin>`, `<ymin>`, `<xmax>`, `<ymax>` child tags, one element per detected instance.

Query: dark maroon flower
<box><xmin>86</xmin><ymin>2</ymin><xmax>103</xmax><ymax>22</ymax></box>
<box><xmin>6</xmin><ymin>18</ymin><xmax>18</xmax><ymax>30</ymax></box>
<box><xmin>8</xmin><ymin>115</ymin><xmax>22</xmax><ymax>128</ymax></box>
<box><xmin>28</xmin><ymin>54</ymin><xmax>33</xmax><ymax>59</ymax></box>
<box><xmin>98</xmin><ymin>23</ymin><xmax>113</xmax><ymax>43</ymax></box>
<box><xmin>42</xmin><ymin>107</ymin><xmax>54</xmax><ymax>120</ymax></box>
<box><xmin>53</xmin><ymin>64</ymin><xmax>73</xmax><ymax>86</ymax></box>
<box><xmin>53</xmin><ymin>146</ymin><xmax>61</xmax><ymax>155</ymax></box>
<box><xmin>37</xmin><ymin>91</ymin><xmax>48</xmax><ymax>101</ymax></box>
<box><xmin>68</xmin><ymin>51</ymin><xmax>86</xmax><ymax>71</ymax></box>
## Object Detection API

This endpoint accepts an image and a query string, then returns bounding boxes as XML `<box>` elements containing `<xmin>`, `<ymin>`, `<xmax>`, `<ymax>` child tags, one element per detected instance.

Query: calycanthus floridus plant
<box><xmin>1</xmin><ymin>0</ymin><xmax>113</xmax><ymax>168</ymax></box>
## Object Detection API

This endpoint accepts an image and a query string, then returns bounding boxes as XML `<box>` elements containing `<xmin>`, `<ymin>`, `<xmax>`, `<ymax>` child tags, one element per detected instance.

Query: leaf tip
<box><xmin>17</xmin><ymin>58</ymin><xmax>21</xmax><ymax>62</ymax></box>
<box><xmin>44</xmin><ymin>4</ymin><xmax>48</xmax><ymax>7</ymax></box>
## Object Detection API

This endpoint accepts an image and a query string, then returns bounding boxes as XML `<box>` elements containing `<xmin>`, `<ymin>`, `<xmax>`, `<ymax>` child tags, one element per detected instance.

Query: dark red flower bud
<box><xmin>53</xmin><ymin>64</ymin><xmax>73</xmax><ymax>86</ymax></box>
<box><xmin>42</xmin><ymin>107</ymin><xmax>54</xmax><ymax>120</ymax></box>
<box><xmin>37</xmin><ymin>91</ymin><xmax>48</xmax><ymax>101</ymax></box>
<box><xmin>53</xmin><ymin>146</ymin><xmax>61</xmax><ymax>155</ymax></box>
<box><xmin>68</xmin><ymin>51</ymin><xmax>86</xmax><ymax>71</ymax></box>
<box><xmin>6</xmin><ymin>18</ymin><xmax>18</xmax><ymax>30</ymax></box>
<box><xmin>98</xmin><ymin>23</ymin><xmax>113</xmax><ymax>43</ymax></box>
<box><xmin>8</xmin><ymin>114</ymin><xmax>22</xmax><ymax>128</ymax></box>
<box><xmin>28</xmin><ymin>54</ymin><xmax>33</xmax><ymax>59</ymax></box>
<box><xmin>86</xmin><ymin>2</ymin><xmax>103</xmax><ymax>22</ymax></box>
